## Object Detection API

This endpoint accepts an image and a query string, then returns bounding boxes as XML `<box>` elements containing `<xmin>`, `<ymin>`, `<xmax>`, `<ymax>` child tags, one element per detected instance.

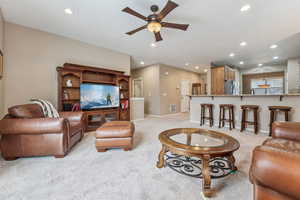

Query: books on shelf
<box><xmin>72</xmin><ymin>103</ymin><xmax>80</xmax><ymax>111</ymax></box>
<box><xmin>63</xmin><ymin>102</ymin><xmax>80</xmax><ymax>112</ymax></box>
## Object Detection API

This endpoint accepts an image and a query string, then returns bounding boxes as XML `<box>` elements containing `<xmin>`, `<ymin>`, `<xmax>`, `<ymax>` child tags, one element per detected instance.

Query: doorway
<box><xmin>133</xmin><ymin>78</ymin><xmax>143</xmax><ymax>97</ymax></box>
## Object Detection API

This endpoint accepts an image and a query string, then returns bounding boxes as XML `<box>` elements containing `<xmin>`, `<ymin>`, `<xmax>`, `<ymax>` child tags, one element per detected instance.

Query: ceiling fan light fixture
<box><xmin>147</xmin><ymin>21</ymin><xmax>162</xmax><ymax>33</ymax></box>
<box><xmin>122</xmin><ymin>1</ymin><xmax>189</xmax><ymax>42</ymax></box>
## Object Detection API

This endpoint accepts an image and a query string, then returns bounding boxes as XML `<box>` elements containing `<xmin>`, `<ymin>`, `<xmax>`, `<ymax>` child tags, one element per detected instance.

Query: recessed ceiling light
<box><xmin>273</xmin><ymin>56</ymin><xmax>279</xmax><ymax>60</ymax></box>
<box><xmin>195</xmin><ymin>66</ymin><xmax>200</xmax><ymax>70</ymax></box>
<box><xmin>140</xmin><ymin>61</ymin><xmax>145</xmax><ymax>65</ymax></box>
<box><xmin>185</xmin><ymin>63</ymin><xmax>189</xmax><ymax>66</ymax></box>
<box><xmin>64</xmin><ymin>8</ymin><xmax>73</xmax><ymax>15</ymax></box>
<box><xmin>240</xmin><ymin>41</ymin><xmax>247</xmax><ymax>46</ymax></box>
<box><xmin>229</xmin><ymin>53</ymin><xmax>235</xmax><ymax>57</ymax></box>
<box><xmin>240</xmin><ymin>4</ymin><xmax>251</xmax><ymax>12</ymax></box>
<box><xmin>204</xmin><ymin>69</ymin><xmax>208</xmax><ymax>73</ymax></box>
<box><xmin>239</xmin><ymin>61</ymin><xmax>244</xmax><ymax>65</ymax></box>
<box><xmin>150</xmin><ymin>43</ymin><xmax>157</xmax><ymax>47</ymax></box>
<box><xmin>270</xmin><ymin>44</ymin><xmax>278</xmax><ymax>49</ymax></box>
<box><xmin>258</xmin><ymin>63</ymin><xmax>263</xmax><ymax>67</ymax></box>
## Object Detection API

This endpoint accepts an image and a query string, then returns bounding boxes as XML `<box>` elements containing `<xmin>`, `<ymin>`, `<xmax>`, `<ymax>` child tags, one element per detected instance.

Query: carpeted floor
<box><xmin>0</xmin><ymin>114</ymin><xmax>268</xmax><ymax>200</ymax></box>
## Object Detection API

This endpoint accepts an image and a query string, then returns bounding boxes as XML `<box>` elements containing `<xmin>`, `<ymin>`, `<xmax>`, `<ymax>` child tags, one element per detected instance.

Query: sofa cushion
<box><xmin>8</xmin><ymin>104</ymin><xmax>44</xmax><ymax>119</ymax></box>
<box><xmin>263</xmin><ymin>138</ymin><xmax>300</xmax><ymax>153</ymax></box>
<box><xmin>102</xmin><ymin>121</ymin><xmax>133</xmax><ymax>127</ymax></box>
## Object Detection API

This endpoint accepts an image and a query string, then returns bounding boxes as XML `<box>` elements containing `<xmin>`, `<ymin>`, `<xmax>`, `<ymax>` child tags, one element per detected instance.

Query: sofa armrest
<box><xmin>272</xmin><ymin>122</ymin><xmax>300</xmax><ymax>142</ymax></box>
<box><xmin>59</xmin><ymin>112</ymin><xmax>84</xmax><ymax>123</ymax></box>
<box><xmin>0</xmin><ymin>118</ymin><xmax>68</xmax><ymax>135</ymax></box>
<box><xmin>250</xmin><ymin>145</ymin><xmax>300</xmax><ymax>199</ymax></box>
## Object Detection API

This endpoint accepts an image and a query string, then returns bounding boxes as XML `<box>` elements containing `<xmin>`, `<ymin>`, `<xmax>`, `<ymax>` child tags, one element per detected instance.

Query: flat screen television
<box><xmin>80</xmin><ymin>83</ymin><xmax>120</xmax><ymax>110</ymax></box>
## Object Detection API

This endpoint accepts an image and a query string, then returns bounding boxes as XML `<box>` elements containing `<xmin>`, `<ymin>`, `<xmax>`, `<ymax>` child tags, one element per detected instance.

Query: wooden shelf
<box><xmin>57</xmin><ymin>63</ymin><xmax>130</xmax><ymax>127</ymax></box>
<box><xmin>82</xmin><ymin>79</ymin><xmax>116</xmax><ymax>85</ymax></box>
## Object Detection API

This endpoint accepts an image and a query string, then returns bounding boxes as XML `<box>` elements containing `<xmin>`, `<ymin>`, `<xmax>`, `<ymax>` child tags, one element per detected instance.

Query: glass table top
<box><xmin>159</xmin><ymin>128</ymin><xmax>240</xmax><ymax>155</ymax></box>
<box><xmin>170</xmin><ymin>133</ymin><xmax>225</xmax><ymax>147</ymax></box>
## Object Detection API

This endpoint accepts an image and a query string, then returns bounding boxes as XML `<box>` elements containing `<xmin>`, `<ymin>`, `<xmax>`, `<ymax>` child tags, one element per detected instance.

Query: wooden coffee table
<box><xmin>156</xmin><ymin>128</ymin><xmax>240</xmax><ymax>197</ymax></box>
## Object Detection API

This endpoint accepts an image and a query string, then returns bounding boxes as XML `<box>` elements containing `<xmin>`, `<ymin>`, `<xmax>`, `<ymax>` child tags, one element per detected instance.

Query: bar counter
<box><xmin>189</xmin><ymin>94</ymin><xmax>300</xmax><ymax>134</ymax></box>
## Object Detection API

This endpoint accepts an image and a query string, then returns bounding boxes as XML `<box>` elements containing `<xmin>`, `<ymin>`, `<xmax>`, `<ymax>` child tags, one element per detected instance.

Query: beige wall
<box><xmin>0</xmin><ymin>10</ymin><xmax>4</xmax><ymax>117</ymax></box>
<box><xmin>287</xmin><ymin>58</ymin><xmax>300</xmax><ymax>93</ymax></box>
<box><xmin>159</xmin><ymin>64</ymin><xmax>203</xmax><ymax>115</ymax></box>
<box><xmin>132</xmin><ymin>64</ymin><xmax>203</xmax><ymax>115</ymax></box>
<box><xmin>3</xmin><ymin>23</ymin><xmax>131</xmax><ymax>112</ymax></box>
<box><xmin>131</xmin><ymin>65</ymin><xmax>160</xmax><ymax>115</ymax></box>
<box><xmin>206</xmin><ymin>68</ymin><xmax>211</xmax><ymax>95</ymax></box>
<box><xmin>130</xmin><ymin>98</ymin><xmax>144</xmax><ymax>120</ymax></box>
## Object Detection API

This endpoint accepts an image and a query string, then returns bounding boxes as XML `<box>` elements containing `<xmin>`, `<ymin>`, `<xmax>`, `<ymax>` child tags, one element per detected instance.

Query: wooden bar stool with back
<box><xmin>268</xmin><ymin>106</ymin><xmax>292</xmax><ymax>136</ymax></box>
<box><xmin>200</xmin><ymin>104</ymin><xmax>214</xmax><ymax>127</ymax></box>
<box><xmin>219</xmin><ymin>104</ymin><xmax>235</xmax><ymax>130</ymax></box>
<box><xmin>240</xmin><ymin>105</ymin><xmax>259</xmax><ymax>134</ymax></box>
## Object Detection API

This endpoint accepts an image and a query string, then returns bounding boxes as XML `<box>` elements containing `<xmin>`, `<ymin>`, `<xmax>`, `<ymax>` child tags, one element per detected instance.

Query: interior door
<box><xmin>180</xmin><ymin>80</ymin><xmax>190</xmax><ymax>113</ymax></box>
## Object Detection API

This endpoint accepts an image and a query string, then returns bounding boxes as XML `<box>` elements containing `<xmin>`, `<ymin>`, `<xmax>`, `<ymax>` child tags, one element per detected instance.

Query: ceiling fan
<box><xmin>122</xmin><ymin>0</ymin><xmax>190</xmax><ymax>42</ymax></box>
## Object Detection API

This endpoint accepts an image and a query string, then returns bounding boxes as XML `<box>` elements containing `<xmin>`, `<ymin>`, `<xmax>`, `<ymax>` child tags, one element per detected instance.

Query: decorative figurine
<box><xmin>66</xmin><ymin>79</ymin><xmax>73</xmax><ymax>87</ymax></box>
<box><xmin>63</xmin><ymin>90</ymin><xmax>69</xmax><ymax>100</ymax></box>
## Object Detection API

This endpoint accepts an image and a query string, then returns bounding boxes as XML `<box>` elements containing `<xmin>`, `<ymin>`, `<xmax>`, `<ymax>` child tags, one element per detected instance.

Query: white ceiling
<box><xmin>1</xmin><ymin>0</ymin><xmax>300</xmax><ymax>73</ymax></box>
<box><xmin>214</xmin><ymin>32</ymin><xmax>300</xmax><ymax>68</ymax></box>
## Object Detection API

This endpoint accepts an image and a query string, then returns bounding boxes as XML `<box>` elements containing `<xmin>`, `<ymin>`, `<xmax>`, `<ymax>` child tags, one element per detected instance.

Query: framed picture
<box><xmin>0</xmin><ymin>50</ymin><xmax>3</xmax><ymax>79</ymax></box>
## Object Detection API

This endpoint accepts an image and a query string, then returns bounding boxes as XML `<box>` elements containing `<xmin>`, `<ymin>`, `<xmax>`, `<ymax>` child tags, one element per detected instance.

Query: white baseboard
<box><xmin>146</xmin><ymin>114</ymin><xmax>163</xmax><ymax>118</ymax></box>
<box><xmin>146</xmin><ymin>113</ymin><xmax>183</xmax><ymax>118</ymax></box>
<box><xmin>131</xmin><ymin>118</ymin><xmax>145</xmax><ymax>122</ymax></box>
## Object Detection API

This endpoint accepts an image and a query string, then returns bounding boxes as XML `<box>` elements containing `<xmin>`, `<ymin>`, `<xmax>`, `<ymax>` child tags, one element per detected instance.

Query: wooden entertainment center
<box><xmin>57</xmin><ymin>63</ymin><xmax>130</xmax><ymax>131</ymax></box>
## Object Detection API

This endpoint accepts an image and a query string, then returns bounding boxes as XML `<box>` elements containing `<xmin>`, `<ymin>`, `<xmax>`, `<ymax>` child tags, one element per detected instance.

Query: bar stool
<box><xmin>200</xmin><ymin>104</ymin><xmax>214</xmax><ymax>127</ymax></box>
<box><xmin>219</xmin><ymin>104</ymin><xmax>235</xmax><ymax>130</ymax></box>
<box><xmin>269</xmin><ymin>106</ymin><xmax>292</xmax><ymax>136</ymax></box>
<box><xmin>240</xmin><ymin>105</ymin><xmax>259</xmax><ymax>134</ymax></box>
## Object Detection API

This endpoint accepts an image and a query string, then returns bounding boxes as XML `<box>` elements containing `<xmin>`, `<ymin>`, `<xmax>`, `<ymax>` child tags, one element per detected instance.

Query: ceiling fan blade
<box><xmin>154</xmin><ymin>32</ymin><xmax>163</xmax><ymax>42</ymax></box>
<box><xmin>161</xmin><ymin>22</ymin><xmax>189</xmax><ymax>31</ymax></box>
<box><xmin>122</xmin><ymin>7</ymin><xmax>148</xmax><ymax>21</ymax></box>
<box><xmin>126</xmin><ymin>25</ymin><xmax>147</xmax><ymax>35</ymax></box>
<box><xmin>158</xmin><ymin>1</ymin><xmax>179</xmax><ymax>20</ymax></box>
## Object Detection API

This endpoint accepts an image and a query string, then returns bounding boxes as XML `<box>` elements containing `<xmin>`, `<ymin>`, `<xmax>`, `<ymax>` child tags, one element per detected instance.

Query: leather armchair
<box><xmin>250</xmin><ymin>122</ymin><xmax>300</xmax><ymax>200</ymax></box>
<box><xmin>0</xmin><ymin>104</ymin><xmax>85</xmax><ymax>160</ymax></box>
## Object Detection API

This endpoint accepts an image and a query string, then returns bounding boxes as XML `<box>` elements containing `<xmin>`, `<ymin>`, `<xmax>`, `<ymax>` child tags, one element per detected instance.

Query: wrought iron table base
<box><xmin>156</xmin><ymin>148</ymin><xmax>237</xmax><ymax>197</ymax></box>
<box><xmin>165</xmin><ymin>152</ymin><xmax>236</xmax><ymax>178</ymax></box>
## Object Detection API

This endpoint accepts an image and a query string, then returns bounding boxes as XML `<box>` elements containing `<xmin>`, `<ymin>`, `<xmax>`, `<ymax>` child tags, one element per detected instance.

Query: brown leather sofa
<box><xmin>0</xmin><ymin>104</ymin><xmax>85</xmax><ymax>160</ymax></box>
<box><xmin>250</xmin><ymin>122</ymin><xmax>300</xmax><ymax>200</ymax></box>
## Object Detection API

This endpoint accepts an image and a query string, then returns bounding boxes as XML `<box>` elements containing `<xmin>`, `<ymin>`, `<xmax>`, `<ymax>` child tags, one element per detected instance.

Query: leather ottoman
<box><xmin>95</xmin><ymin>121</ymin><xmax>135</xmax><ymax>152</ymax></box>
